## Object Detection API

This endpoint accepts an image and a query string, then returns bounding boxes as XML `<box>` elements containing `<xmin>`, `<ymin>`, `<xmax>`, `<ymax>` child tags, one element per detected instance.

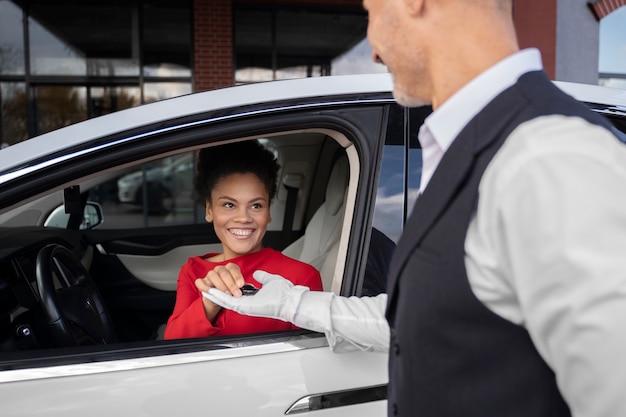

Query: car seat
<box><xmin>282</xmin><ymin>154</ymin><xmax>349</xmax><ymax>290</ymax></box>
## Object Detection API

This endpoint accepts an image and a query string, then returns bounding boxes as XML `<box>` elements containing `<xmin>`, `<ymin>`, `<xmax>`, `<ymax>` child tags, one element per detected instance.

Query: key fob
<box><xmin>241</xmin><ymin>283</ymin><xmax>259</xmax><ymax>296</ymax></box>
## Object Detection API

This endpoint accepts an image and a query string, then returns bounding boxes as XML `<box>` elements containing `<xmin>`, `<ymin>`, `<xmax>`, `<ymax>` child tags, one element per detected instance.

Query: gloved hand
<box><xmin>203</xmin><ymin>270</ymin><xmax>310</xmax><ymax>323</ymax></box>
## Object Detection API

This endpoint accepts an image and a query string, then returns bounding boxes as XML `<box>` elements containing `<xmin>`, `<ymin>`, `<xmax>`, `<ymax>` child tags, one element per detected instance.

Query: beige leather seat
<box><xmin>282</xmin><ymin>155</ymin><xmax>349</xmax><ymax>290</ymax></box>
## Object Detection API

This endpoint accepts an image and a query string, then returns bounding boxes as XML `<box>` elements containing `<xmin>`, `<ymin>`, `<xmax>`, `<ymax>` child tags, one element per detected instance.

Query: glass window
<box><xmin>35</xmin><ymin>86</ymin><xmax>87</xmax><ymax>135</ymax></box>
<box><xmin>92</xmin><ymin>152</ymin><xmax>202</xmax><ymax>229</ymax></box>
<box><xmin>372</xmin><ymin>105</ymin><xmax>428</xmax><ymax>243</ymax></box>
<box><xmin>28</xmin><ymin>3</ymin><xmax>139</xmax><ymax>76</ymax></box>
<box><xmin>142</xmin><ymin>1</ymin><xmax>192</xmax><ymax>78</ymax></box>
<box><xmin>406</xmin><ymin>107</ymin><xmax>429</xmax><ymax>215</ymax></box>
<box><xmin>234</xmin><ymin>6</ymin><xmax>367</xmax><ymax>83</ymax></box>
<box><xmin>0</xmin><ymin>0</ymin><xmax>25</xmax><ymax>75</ymax></box>
<box><xmin>373</xmin><ymin>105</ymin><xmax>406</xmax><ymax>243</ymax></box>
<box><xmin>234</xmin><ymin>8</ymin><xmax>273</xmax><ymax>83</ymax></box>
<box><xmin>0</xmin><ymin>82</ymin><xmax>27</xmax><ymax>146</ymax></box>
<box><xmin>374</xmin><ymin>143</ymin><xmax>406</xmax><ymax>243</ymax></box>
<box><xmin>89</xmin><ymin>86</ymin><xmax>141</xmax><ymax>117</ymax></box>
<box><xmin>274</xmin><ymin>9</ymin><xmax>364</xmax><ymax>71</ymax></box>
<box><xmin>144</xmin><ymin>82</ymin><xmax>192</xmax><ymax>104</ymax></box>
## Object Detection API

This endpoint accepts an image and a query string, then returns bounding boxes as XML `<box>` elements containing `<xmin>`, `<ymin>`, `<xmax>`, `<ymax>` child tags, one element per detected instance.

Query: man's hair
<box><xmin>195</xmin><ymin>140</ymin><xmax>280</xmax><ymax>204</ymax></box>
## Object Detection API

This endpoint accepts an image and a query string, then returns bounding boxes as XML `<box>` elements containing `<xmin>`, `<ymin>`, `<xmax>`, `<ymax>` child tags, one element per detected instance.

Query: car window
<box><xmin>372</xmin><ymin>105</ymin><xmax>427</xmax><ymax>243</ymax></box>
<box><xmin>90</xmin><ymin>151</ymin><xmax>204</xmax><ymax>229</ymax></box>
<box><xmin>373</xmin><ymin>143</ymin><xmax>406</xmax><ymax>243</ymax></box>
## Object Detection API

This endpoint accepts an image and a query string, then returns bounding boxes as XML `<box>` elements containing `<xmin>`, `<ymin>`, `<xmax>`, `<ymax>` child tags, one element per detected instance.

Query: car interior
<box><xmin>0</xmin><ymin>129</ymin><xmax>378</xmax><ymax>358</ymax></box>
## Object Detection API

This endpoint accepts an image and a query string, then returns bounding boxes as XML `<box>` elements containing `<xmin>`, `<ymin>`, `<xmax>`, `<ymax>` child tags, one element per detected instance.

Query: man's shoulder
<box><xmin>514</xmin><ymin>71</ymin><xmax>609</xmax><ymax>127</ymax></box>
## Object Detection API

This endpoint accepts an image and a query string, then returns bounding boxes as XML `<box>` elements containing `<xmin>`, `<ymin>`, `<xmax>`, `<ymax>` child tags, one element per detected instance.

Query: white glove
<box><xmin>203</xmin><ymin>270</ymin><xmax>310</xmax><ymax>323</ymax></box>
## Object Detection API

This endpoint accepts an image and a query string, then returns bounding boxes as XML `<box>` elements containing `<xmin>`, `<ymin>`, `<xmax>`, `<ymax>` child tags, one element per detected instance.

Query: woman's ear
<box><xmin>204</xmin><ymin>199</ymin><xmax>213</xmax><ymax>223</ymax></box>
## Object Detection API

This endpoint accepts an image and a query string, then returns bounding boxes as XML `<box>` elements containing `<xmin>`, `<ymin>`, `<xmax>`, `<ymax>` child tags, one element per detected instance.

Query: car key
<box><xmin>240</xmin><ymin>283</ymin><xmax>259</xmax><ymax>296</ymax></box>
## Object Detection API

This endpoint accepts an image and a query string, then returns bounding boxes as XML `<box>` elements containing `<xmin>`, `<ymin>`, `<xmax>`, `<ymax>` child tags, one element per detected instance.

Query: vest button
<box><xmin>393</xmin><ymin>343</ymin><xmax>400</xmax><ymax>355</ymax></box>
<box><xmin>392</xmin><ymin>403</ymin><xmax>398</xmax><ymax>415</ymax></box>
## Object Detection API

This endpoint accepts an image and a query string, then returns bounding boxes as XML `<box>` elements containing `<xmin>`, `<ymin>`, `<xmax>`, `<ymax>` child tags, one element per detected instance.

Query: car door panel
<box><xmin>0</xmin><ymin>88</ymin><xmax>396</xmax><ymax>417</ymax></box>
<box><xmin>116</xmin><ymin>243</ymin><xmax>221</xmax><ymax>291</ymax></box>
<box><xmin>0</xmin><ymin>335</ymin><xmax>388</xmax><ymax>417</ymax></box>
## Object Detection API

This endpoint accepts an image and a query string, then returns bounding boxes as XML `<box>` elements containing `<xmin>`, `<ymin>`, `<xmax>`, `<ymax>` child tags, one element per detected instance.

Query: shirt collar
<box><xmin>423</xmin><ymin>48</ymin><xmax>544</xmax><ymax>153</ymax></box>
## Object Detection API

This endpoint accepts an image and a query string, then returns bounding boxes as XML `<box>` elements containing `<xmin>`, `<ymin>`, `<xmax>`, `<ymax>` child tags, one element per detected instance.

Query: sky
<box><xmin>598</xmin><ymin>6</ymin><xmax>626</xmax><ymax>74</ymax></box>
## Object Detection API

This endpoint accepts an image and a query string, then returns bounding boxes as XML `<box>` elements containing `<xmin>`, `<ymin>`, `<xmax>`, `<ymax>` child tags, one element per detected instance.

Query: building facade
<box><xmin>0</xmin><ymin>0</ymin><xmax>624</xmax><ymax>147</ymax></box>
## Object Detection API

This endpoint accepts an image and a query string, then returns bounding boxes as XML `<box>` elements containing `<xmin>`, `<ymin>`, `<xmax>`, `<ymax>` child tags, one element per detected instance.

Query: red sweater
<box><xmin>164</xmin><ymin>247</ymin><xmax>322</xmax><ymax>339</ymax></box>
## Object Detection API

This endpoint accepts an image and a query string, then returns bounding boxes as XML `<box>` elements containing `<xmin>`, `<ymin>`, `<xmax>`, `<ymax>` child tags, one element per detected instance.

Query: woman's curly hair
<box><xmin>195</xmin><ymin>140</ymin><xmax>280</xmax><ymax>204</ymax></box>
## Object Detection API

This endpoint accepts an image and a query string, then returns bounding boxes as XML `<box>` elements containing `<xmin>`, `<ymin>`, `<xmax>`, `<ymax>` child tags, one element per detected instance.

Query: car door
<box><xmin>76</xmin><ymin>104</ymin><xmax>392</xmax><ymax>342</ymax></box>
<box><xmin>0</xmin><ymin>97</ymin><xmax>402</xmax><ymax>416</ymax></box>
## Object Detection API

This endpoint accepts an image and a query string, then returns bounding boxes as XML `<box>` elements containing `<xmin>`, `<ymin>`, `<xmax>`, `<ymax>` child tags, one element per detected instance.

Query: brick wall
<box><xmin>193</xmin><ymin>0</ymin><xmax>234</xmax><ymax>92</ymax></box>
<box><xmin>513</xmin><ymin>0</ymin><xmax>558</xmax><ymax>79</ymax></box>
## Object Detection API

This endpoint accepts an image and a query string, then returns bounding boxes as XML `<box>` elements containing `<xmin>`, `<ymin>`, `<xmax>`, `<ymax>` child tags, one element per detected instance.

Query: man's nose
<box><xmin>372</xmin><ymin>51</ymin><xmax>384</xmax><ymax>65</ymax></box>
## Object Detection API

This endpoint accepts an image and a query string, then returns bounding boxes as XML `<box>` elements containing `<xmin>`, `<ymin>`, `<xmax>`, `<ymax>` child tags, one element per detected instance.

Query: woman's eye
<box><xmin>224</xmin><ymin>202</ymin><xmax>234</xmax><ymax>209</ymax></box>
<box><xmin>251</xmin><ymin>203</ymin><xmax>263</xmax><ymax>209</ymax></box>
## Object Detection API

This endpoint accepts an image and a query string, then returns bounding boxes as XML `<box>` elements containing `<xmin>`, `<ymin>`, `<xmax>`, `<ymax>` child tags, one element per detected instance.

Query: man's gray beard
<box><xmin>391</xmin><ymin>80</ymin><xmax>430</xmax><ymax>108</ymax></box>
<box><xmin>393</xmin><ymin>90</ymin><xmax>430</xmax><ymax>108</ymax></box>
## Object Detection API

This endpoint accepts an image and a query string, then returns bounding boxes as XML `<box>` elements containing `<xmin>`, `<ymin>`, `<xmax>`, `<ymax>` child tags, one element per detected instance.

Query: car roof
<box><xmin>1</xmin><ymin>73</ymin><xmax>625</xmax><ymax>177</ymax></box>
<box><xmin>554</xmin><ymin>80</ymin><xmax>626</xmax><ymax>108</ymax></box>
<box><xmin>0</xmin><ymin>74</ymin><xmax>394</xmax><ymax>176</ymax></box>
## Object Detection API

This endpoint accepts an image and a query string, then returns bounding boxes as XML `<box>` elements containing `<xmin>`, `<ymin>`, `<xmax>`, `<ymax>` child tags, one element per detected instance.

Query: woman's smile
<box><xmin>205</xmin><ymin>172</ymin><xmax>272</xmax><ymax>260</ymax></box>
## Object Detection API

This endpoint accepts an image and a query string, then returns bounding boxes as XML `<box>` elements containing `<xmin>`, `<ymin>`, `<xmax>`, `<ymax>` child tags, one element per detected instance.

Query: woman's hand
<box><xmin>195</xmin><ymin>262</ymin><xmax>246</xmax><ymax>321</ymax></box>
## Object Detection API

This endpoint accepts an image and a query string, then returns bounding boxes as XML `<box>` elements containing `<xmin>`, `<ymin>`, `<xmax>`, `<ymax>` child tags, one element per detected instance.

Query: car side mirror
<box><xmin>44</xmin><ymin>201</ymin><xmax>105</xmax><ymax>230</ymax></box>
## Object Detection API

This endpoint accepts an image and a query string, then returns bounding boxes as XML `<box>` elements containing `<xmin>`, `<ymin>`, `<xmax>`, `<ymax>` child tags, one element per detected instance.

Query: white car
<box><xmin>0</xmin><ymin>74</ymin><xmax>624</xmax><ymax>417</ymax></box>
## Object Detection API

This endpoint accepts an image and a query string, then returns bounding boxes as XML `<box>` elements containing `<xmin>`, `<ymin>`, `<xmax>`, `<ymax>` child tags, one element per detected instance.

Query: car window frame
<box><xmin>0</xmin><ymin>100</ymin><xmax>393</xmax><ymax>370</ymax></box>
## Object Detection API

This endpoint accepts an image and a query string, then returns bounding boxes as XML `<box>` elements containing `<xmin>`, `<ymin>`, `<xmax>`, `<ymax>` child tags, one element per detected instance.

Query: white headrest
<box><xmin>325</xmin><ymin>156</ymin><xmax>349</xmax><ymax>216</ymax></box>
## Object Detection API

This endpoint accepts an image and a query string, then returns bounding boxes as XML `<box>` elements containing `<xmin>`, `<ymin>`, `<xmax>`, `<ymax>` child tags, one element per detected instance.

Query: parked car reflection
<box><xmin>117</xmin><ymin>152</ymin><xmax>195</xmax><ymax>214</ymax></box>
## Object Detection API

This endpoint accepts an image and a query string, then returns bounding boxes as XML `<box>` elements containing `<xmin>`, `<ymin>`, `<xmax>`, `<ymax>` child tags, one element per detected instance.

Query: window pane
<box><xmin>275</xmin><ymin>9</ymin><xmax>366</xmax><ymax>70</ymax></box>
<box><xmin>0</xmin><ymin>82</ymin><xmax>27</xmax><ymax>146</ymax></box>
<box><xmin>95</xmin><ymin>152</ymin><xmax>201</xmax><ymax>229</ymax></box>
<box><xmin>235</xmin><ymin>9</ymin><xmax>273</xmax><ymax>72</ymax></box>
<box><xmin>28</xmin><ymin>4</ymin><xmax>139</xmax><ymax>76</ymax></box>
<box><xmin>142</xmin><ymin>1</ymin><xmax>192</xmax><ymax>78</ymax></box>
<box><xmin>35</xmin><ymin>86</ymin><xmax>87</xmax><ymax>135</ymax></box>
<box><xmin>235</xmin><ymin>67</ymin><xmax>273</xmax><ymax>84</ymax></box>
<box><xmin>144</xmin><ymin>82</ymin><xmax>191</xmax><ymax>103</ymax></box>
<box><xmin>90</xmin><ymin>86</ymin><xmax>140</xmax><ymax>117</ymax></box>
<box><xmin>374</xmin><ymin>143</ymin><xmax>405</xmax><ymax>243</ymax></box>
<box><xmin>0</xmin><ymin>0</ymin><xmax>25</xmax><ymax>75</ymax></box>
<box><xmin>406</xmin><ymin>107</ymin><xmax>429</xmax><ymax>215</ymax></box>
<box><xmin>234</xmin><ymin>7</ymin><xmax>367</xmax><ymax>81</ymax></box>
<box><xmin>407</xmin><ymin>147</ymin><xmax>422</xmax><ymax>216</ymax></box>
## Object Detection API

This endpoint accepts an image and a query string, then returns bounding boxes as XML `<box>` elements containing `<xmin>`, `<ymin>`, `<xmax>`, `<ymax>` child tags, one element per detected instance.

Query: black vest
<box><xmin>385</xmin><ymin>71</ymin><xmax>614</xmax><ymax>417</ymax></box>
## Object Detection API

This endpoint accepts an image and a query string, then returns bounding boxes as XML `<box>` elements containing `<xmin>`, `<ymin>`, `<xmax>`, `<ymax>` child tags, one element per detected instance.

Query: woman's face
<box><xmin>205</xmin><ymin>172</ymin><xmax>272</xmax><ymax>260</ymax></box>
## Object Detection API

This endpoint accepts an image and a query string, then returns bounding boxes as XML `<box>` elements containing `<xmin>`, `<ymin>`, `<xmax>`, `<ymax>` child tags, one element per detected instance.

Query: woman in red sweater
<box><xmin>164</xmin><ymin>141</ymin><xmax>323</xmax><ymax>339</ymax></box>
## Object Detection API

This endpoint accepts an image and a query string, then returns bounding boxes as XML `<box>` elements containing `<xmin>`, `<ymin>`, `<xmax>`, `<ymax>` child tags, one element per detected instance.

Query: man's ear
<box><xmin>205</xmin><ymin>199</ymin><xmax>213</xmax><ymax>223</ymax></box>
<box><xmin>404</xmin><ymin>0</ymin><xmax>426</xmax><ymax>16</ymax></box>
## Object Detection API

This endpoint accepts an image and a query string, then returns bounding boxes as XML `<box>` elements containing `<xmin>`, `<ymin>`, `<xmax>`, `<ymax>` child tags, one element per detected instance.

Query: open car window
<box><xmin>0</xmin><ymin>125</ymin><xmax>368</xmax><ymax>367</ymax></box>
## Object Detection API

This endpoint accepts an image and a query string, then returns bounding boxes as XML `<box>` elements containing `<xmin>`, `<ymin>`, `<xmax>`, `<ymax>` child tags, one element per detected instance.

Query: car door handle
<box><xmin>285</xmin><ymin>384</ymin><xmax>388</xmax><ymax>414</ymax></box>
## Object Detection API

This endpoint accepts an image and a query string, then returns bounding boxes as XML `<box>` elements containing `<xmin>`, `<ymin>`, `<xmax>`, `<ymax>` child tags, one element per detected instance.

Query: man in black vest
<box><xmin>205</xmin><ymin>1</ymin><xmax>626</xmax><ymax>416</ymax></box>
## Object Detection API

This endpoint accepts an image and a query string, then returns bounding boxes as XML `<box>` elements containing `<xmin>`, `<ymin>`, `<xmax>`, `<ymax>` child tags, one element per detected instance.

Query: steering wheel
<box><xmin>36</xmin><ymin>244</ymin><xmax>117</xmax><ymax>346</ymax></box>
